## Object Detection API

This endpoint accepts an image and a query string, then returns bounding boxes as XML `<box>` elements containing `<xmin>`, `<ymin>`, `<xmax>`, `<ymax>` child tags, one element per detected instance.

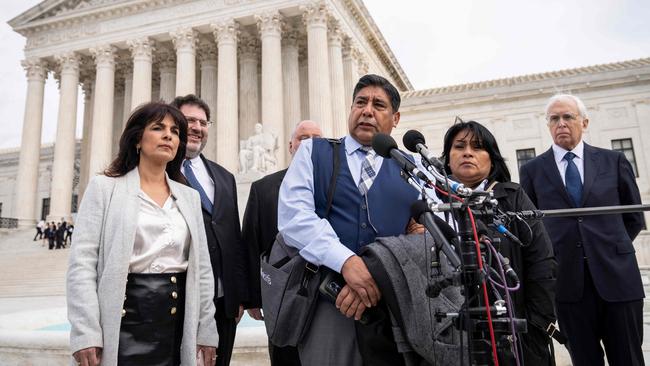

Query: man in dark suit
<box><xmin>241</xmin><ymin>120</ymin><xmax>322</xmax><ymax>366</ymax></box>
<box><xmin>520</xmin><ymin>94</ymin><xmax>645</xmax><ymax>366</ymax></box>
<box><xmin>172</xmin><ymin>95</ymin><xmax>248</xmax><ymax>366</ymax></box>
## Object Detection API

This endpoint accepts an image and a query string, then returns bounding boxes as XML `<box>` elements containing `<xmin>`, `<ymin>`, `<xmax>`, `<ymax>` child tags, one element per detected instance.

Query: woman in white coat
<box><xmin>67</xmin><ymin>102</ymin><xmax>218</xmax><ymax>366</ymax></box>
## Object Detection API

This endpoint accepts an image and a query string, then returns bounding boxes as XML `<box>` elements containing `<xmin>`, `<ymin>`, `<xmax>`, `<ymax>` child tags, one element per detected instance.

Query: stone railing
<box><xmin>0</xmin><ymin>218</ymin><xmax>18</xmax><ymax>229</ymax></box>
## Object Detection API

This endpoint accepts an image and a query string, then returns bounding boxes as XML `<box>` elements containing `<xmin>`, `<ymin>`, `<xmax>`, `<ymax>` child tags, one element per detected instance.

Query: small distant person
<box><xmin>55</xmin><ymin>222</ymin><xmax>65</xmax><ymax>249</ymax></box>
<box><xmin>34</xmin><ymin>219</ymin><xmax>45</xmax><ymax>241</ymax></box>
<box><xmin>66</xmin><ymin>224</ymin><xmax>74</xmax><ymax>246</ymax></box>
<box><xmin>46</xmin><ymin>222</ymin><xmax>56</xmax><ymax>250</ymax></box>
<box><xmin>67</xmin><ymin>102</ymin><xmax>218</xmax><ymax>366</ymax></box>
<box><xmin>520</xmin><ymin>94</ymin><xmax>645</xmax><ymax>366</ymax></box>
<box><xmin>242</xmin><ymin>120</ymin><xmax>322</xmax><ymax>366</ymax></box>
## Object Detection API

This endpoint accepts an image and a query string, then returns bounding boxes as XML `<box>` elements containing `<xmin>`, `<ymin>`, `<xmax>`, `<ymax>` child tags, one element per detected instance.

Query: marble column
<box><xmin>282</xmin><ymin>27</ymin><xmax>301</xmax><ymax>146</ymax></box>
<box><xmin>299</xmin><ymin>43</ymin><xmax>310</xmax><ymax>121</ymax></box>
<box><xmin>127</xmin><ymin>37</ymin><xmax>155</xmax><ymax>110</ymax></box>
<box><xmin>328</xmin><ymin>22</ymin><xmax>346</xmax><ymax>138</ymax></box>
<box><xmin>112</xmin><ymin>82</ymin><xmax>125</xmax><ymax>156</ymax></box>
<box><xmin>87</xmin><ymin>45</ymin><xmax>116</xmax><ymax>178</ymax></box>
<box><xmin>257</xmin><ymin>11</ymin><xmax>285</xmax><ymax>168</ymax></box>
<box><xmin>171</xmin><ymin>28</ymin><xmax>197</xmax><ymax>96</ymax></box>
<box><xmin>48</xmin><ymin>53</ymin><xmax>80</xmax><ymax>221</ymax></box>
<box><xmin>78</xmin><ymin>79</ymin><xmax>94</xmax><ymax>199</ymax></box>
<box><xmin>14</xmin><ymin>59</ymin><xmax>47</xmax><ymax>225</ymax></box>
<box><xmin>342</xmin><ymin>39</ymin><xmax>360</xmax><ymax>111</ymax></box>
<box><xmin>238</xmin><ymin>32</ymin><xmax>260</xmax><ymax>141</ymax></box>
<box><xmin>302</xmin><ymin>2</ymin><xmax>333</xmax><ymax>137</ymax></box>
<box><xmin>212</xmin><ymin>20</ymin><xmax>239</xmax><ymax>173</ymax></box>
<box><xmin>199</xmin><ymin>39</ymin><xmax>219</xmax><ymax>161</ymax></box>
<box><xmin>122</xmin><ymin>67</ymin><xmax>133</xmax><ymax>124</ymax></box>
<box><xmin>158</xmin><ymin>46</ymin><xmax>177</xmax><ymax>102</ymax></box>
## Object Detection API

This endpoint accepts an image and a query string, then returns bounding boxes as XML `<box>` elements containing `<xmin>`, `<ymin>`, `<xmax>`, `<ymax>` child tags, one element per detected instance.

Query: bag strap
<box><xmin>325</xmin><ymin>138</ymin><xmax>343</xmax><ymax>218</ymax></box>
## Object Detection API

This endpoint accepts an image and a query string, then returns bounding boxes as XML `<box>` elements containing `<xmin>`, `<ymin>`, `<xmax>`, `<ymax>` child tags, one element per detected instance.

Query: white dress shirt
<box><xmin>552</xmin><ymin>140</ymin><xmax>585</xmax><ymax>184</ymax></box>
<box><xmin>278</xmin><ymin>135</ymin><xmax>385</xmax><ymax>272</ymax></box>
<box><xmin>129</xmin><ymin>191</ymin><xmax>190</xmax><ymax>273</ymax></box>
<box><xmin>181</xmin><ymin>155</ymin><xmax>215</xmax><ymax>205</ymax></box>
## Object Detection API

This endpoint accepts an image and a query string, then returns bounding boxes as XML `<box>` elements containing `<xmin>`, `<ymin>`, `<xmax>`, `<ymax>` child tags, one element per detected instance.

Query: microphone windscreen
<box><xmin>432</xmin><ymin>215</ymin><xmax>458</xmax><ymax>242</ymax></box>
<box><xmin>410</xmin><ymin>200</ymin><xmax>430</xmax><ymax>221</ymax></box>
<box><xmin>403</xmin><ymin>130</ymin><xmax>426</xmax><ymax>153</ymax></box>
<box><xmin>372</xmin><ymin>133</ymin><xmax>397</xmax><ymax>158</ymax></box>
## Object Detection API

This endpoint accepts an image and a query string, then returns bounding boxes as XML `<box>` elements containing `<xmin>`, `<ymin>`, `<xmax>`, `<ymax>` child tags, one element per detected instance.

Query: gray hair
<box><xmin>545</xmin><ymin>93</ymin><xmax>588</xmax><ymax>118</ymax></box>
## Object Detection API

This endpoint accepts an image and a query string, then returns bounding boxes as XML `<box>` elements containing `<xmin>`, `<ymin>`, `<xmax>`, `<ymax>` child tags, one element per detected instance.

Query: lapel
<box><xmin>580</xmin><ymin>143</ymin><xmax>599</xmax><ymax>206</ymax></box>
<box><xmin>539</xmin><ymin>148</ymin><xmax>574</xmax><ymax>207</ymax></box>
<box><xmin>122</xmin><ymin>168</ymin><xmax>143</xmax><ymax>260</ymax></box>
<box><xmin>168</xmin><ymin>178</ymin><xmax>198</xmax><ymax>260</ymax></box>
<box><xmin>199</xmin><ymin>154</ymin><xmax>219</xmax><ymax>218</ymax></box>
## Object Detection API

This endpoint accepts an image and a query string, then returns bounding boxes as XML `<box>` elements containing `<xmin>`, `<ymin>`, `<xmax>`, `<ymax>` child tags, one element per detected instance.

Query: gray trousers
<box><xmin>298</xmin><ymin>298</ymin><xmax>363</xmax><ymax>366</ymax></box>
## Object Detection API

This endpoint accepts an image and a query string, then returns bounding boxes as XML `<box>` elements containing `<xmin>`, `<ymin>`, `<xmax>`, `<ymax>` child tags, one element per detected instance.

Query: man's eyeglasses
<box><xmin>186</xmin><ymin>116</ymin><xmax>213</xmax><ymax>128</ymax></box>
<box><xmin>546</xmin><ymin>113</ymin><xmax>580</xmax><ymax>125</ymax></box>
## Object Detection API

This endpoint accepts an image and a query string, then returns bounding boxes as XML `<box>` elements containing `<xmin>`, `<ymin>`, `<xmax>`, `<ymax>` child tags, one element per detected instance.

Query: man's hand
<box><xmin>407</xmin><ymin>218</ymin><xmax>425</xmax><ymax>234</ymax></box>
<box><xmin>235</xmin><ymin>305</ymin><xmax>245</xmax><ymax>324</ymax></box>
<box><xmin>340</xmin><ymin>255</ymin><xmax>381</xmax><ymax>307</ymax></box>
<box><xmin>247</xmin><ymin>308</ymin><xmax>264</xmax><ymax>320</ymax></box>
<box><xmin>335</xmin><ymin>284</ymin><xmax>367</xmax><ymax>320</ymax></box>
<box><xmin>73</xmin><ymin>347</ymin><xmax>102</xmax><ymax>366</ymax></box>
<box><xmin>197</xmin><ymin>345</ymin><xmax>217</xmax><ymax>366</ymax></box>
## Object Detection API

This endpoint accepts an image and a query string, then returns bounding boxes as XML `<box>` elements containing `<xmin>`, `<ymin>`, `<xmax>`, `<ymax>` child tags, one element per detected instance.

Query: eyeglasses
<box><xmin>546</xmin><ymin>113</ymin><xmax>580</xmax><ymax>125</ymax></box>
<box><xmin>186</xmin><ymin>116</ymin><xmax>213</xmax><ymax>128</ymax></box>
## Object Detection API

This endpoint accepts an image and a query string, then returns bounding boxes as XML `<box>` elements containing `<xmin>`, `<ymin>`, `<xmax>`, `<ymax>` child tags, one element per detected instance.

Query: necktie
<box><xmin>183</xmin><ymin>160</ymin><xmax>214</xmax><ymax>213</ymax></box>
<box><xmin>563</xmin><ymin>152</ymin><xmax>582</xmax><ymax>207</ymax></box>
<box><xmin>358</xmin><ymin>146</ymin><xmax>377</xmax><ymax>195</ymax></box>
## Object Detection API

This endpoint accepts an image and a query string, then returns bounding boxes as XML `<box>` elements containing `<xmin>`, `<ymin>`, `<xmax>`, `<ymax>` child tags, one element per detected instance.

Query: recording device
<box><xmin>402</xmin><ymin>130</ymin><xmax>445</xmax><ymax>170</ymax></box>
<box><xmin>410</xmin><ymin>200</ymin><xmax>461</xmax><ymax>270</ymax></box>
<box><xmin>371</xmin><ymin>133</ymin><xmax>431</xmax><ymax>184</ymax></box>
<box><xmin>318</xmin><ymin>270</ymin><xmax>369</xmax><ymax>325</ymax></box>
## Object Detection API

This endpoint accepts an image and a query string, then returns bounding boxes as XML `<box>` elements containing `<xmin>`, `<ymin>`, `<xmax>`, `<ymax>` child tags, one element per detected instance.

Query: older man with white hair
<box><xmin>520</xmin><ymin>94</ymin><xmax>645</xmax><ymax>366</ymax></box>
<box><xmin>241</xmin><ymin>120</ymin><xmax>322</xmax><ymax>366</ymax></box>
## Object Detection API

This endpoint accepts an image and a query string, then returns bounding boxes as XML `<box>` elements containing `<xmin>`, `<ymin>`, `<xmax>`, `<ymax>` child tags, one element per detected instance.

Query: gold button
<box><xmin>171</xmin><ymin>276</ymin><xmax>177</xmax><ymax>284</ymax></box>
<box><xmin>170</xmin><ymin>307</ymin><xmax>177</xmax><ymax>315</ymax></box>
<box><xmin>121</xmin><ymin>309</ymin><xmax>126</xmax><ymax>317</ymax></box>
<box><xmin>171</xmin><ymin>291</ymin><xmax>178</xmax><ymax>299</ymax></box>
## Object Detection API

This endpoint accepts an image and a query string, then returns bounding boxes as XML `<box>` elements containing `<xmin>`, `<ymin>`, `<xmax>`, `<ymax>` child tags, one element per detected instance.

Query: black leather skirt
<box><xmin>118</xmin><ymin>272</ymin><xmax>186</xmax><ymax>366</ymax></box>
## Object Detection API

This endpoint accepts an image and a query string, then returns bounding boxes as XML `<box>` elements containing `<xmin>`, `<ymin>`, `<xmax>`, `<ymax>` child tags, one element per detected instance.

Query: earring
<box><xmin>136</xmin><ymin>146</ymin><xmax>140</xmax><ymax>155</ymax></box>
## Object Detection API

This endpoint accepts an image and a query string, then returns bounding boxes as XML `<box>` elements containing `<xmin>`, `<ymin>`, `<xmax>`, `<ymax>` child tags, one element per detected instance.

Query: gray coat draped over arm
<box><xmin>66</xmin><ymin>168</ymin><xmax>218</xmax><ymax>365</ymax></box>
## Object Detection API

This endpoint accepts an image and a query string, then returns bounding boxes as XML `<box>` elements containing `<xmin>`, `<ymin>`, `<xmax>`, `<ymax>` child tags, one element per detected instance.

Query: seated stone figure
<box><xmin>239</xmin><ymin>123</ymin><xmax>278</xmax><ymax>174</ymax></box>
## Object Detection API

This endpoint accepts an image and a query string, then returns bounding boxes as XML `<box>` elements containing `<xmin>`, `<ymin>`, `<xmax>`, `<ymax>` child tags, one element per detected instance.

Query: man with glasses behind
<box><xmin>520</xmin><ymin>94</ymin><xmax>645</xmax><ymax>366</ymax></box>
<box><xmin>171</xmin><ymin>95</ymin><xmax>248</xmax><ymax>366</ymax></box>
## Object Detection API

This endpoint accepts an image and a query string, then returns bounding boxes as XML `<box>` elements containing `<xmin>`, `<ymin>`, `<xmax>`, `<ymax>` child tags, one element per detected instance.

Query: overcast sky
<box><xmin>1</xmin><ymin>0</ymin><xmax>649</xmax><ymax>149</ymax></box>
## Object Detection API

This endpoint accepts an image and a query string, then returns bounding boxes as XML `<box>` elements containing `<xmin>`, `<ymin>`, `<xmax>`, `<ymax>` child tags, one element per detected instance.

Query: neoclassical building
<box><xmin>7</xmin><ymin>1</ymin><xmax>650</xmax><ymax>257</ymax></box>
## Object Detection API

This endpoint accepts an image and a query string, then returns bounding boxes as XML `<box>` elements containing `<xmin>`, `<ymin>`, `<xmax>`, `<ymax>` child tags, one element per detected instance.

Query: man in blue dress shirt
<box><xmin>278</xmin><ymin>74</ymin><xmax>419</xmax><ymax>365</ymax></box>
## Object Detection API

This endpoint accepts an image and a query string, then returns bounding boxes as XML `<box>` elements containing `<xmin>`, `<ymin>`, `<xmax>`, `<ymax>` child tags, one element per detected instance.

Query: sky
<box><xmin>1</xmin><ymin>0</ymin><xmax>649</xmax><ymax>149</ymax></box>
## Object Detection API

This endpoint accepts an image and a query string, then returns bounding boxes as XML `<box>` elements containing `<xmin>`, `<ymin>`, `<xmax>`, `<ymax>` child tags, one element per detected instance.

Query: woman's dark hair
<box><xmin>104</xmin><ymin>101</ymin><xmax>188</xmax><ymax>183</ymax></box>
<box><xmin>441</xmin><ymin>119</ymin><xmax>511</xmax><ymax>184</ymax></box>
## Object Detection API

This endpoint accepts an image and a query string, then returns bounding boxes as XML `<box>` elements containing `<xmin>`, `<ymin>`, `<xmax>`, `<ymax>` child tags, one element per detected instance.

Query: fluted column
<box><xmin>282</xmin><ymin>27</ymin><xmax>301</xmax><ymax>146</ymax></box>
<box><xmin>14</xmin><ymin>59</ymin><xmax>47</xmax><ymax>225</ymax></box>
<box><xmin>158</xmin><ymin>46</ymin><xmax>176</xmax><ymax>102</ymax></box>
<box><xmin>127</xmin><ymin>37</ymin><xmax>154</xmax><ymax>109</ymax></box>
<box><xmin>122</xmin><ymin>66</ymin><xmax>133</xmax><ymax>123</ymax></box>
<box><xmin>328</xmin><ymin>22</ymin><xmax>346</xmax><ymax>138</ymax></box>
<box><xmin>199</xmin><ymin>40</ymin><xmax>218</xmax><ymax>161</ymax></box>
<box><xmin>299</xmin><ymin>43</ymin><xmax>310</xmax><ymax>121</ymax></box>
<box><xmin>78</xmin><ymin>79</ymin><xmax>94</xmax><ymax>199</ymax></box>
<box><xmin>303</xmin><ymin>2</ymin><xmax>333</xmax><ymax>137</ymax></box>
<box><xmin>87</xmin><ymin>45</ymin><xmax>116</xmax><ymax>178</ymax></box>
<box><xmin>257</xmin><ymin>11</ymin><xmax>285</xmax><ymax>168</ymax></box>
<box><xmin>342</xmin><ymin>39</ymin><xmax>360</xmax><ymax>110</ymax></box>
<box><xmin>171</xmin><ymin>28</ymin><xmax>197</xmax><ymax>96</ymax></box>
<box><xmin>48</xmin><ymin>53</ymin><xmax>80</xmax><ymax>221</ymax></box>
<box><xmin>212</xmin><ymin>20</ymin><xmax>239</xmax><ymax>172</ymax></box>
<box><xmin>112</xmin><ymin>82</ymin><xmax>125</xmax><ymax>156</ymax></box>
<box><xmin>238</xmin><ymin>32</ymin><xmax>260</xmax><ymax>141</ymax></box>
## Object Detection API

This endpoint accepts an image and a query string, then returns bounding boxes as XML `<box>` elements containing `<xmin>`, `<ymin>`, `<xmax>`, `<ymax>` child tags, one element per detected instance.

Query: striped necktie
<box><xmin>183</xmin><ymin>159</ymin><xmax>214</xmax><ymax>213</ymax></box>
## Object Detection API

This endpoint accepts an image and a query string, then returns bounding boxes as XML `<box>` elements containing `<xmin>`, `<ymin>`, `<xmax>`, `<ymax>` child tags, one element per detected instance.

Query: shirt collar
<box><xmin>345</xmin><ymin>135</ymin><xmax>364</xmax><ymax>156</ymax></box>
<box><xmin>552</xmin><ymin>140</ymin><xmax>584</xmax><ymax>164</ymax></box>
<box><xmin>185</xmin><ymin>154</ymin><xmax>203</xmax><ymax>167</ymax></box>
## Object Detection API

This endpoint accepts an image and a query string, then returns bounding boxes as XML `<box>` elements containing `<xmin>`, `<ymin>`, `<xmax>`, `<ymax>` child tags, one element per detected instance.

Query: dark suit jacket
<box><xmin>196</xmin><ymin>154</ymin><xmax>248</xmax><ymax>317</ymax></box>
<box><xmin>520</xmin><ymin>143</ymin><xmax>645</xmax><ymax>303</ymax></box>
<box><xmin>241</xmin><ymin>169</ymin><xmax>287</xmax><ymax>309</ymax></box>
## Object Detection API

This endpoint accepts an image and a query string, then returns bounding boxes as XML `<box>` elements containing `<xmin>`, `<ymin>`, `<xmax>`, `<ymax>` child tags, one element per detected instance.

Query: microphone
<box><xmin>402</xmin><ymin>130</ymin><xmax>445</xmax><ymax>170</ymax></box>
<box><xmin>410</xmin><ymin>200</ymin><xmax>461</xmax><ymax>269</ymax></box>
<box><xmin>372</xmin><ymin>133</ymin><xmax>431</xmax><ymax>183</ymax></box>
